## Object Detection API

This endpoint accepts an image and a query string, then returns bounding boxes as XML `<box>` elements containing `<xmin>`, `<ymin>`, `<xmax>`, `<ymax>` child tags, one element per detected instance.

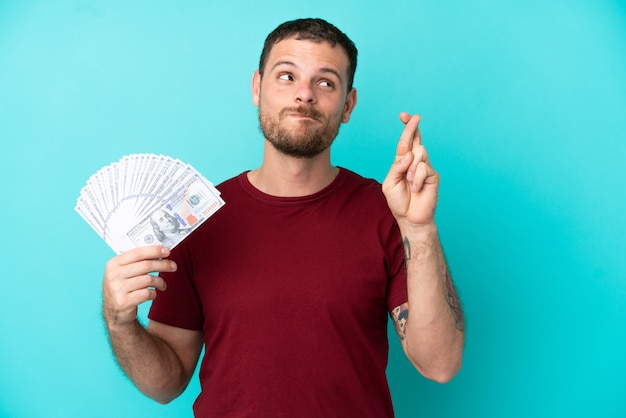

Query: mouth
<box><xmin>289</xmin><ymin>113</ymin><xmax>318</xmax><ymax>121</ymax></box>
<box><xmin>282</xmin><ymin>107</ymin><xmax>322</xmax><ymax>122</ymax></box>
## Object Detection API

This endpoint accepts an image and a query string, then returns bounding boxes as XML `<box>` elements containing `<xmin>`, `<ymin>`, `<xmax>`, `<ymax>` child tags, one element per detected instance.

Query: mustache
<box><xmin>280</xmin><ymin>106</ymin><xmax>323</xmax><ymax>120</ymax></box>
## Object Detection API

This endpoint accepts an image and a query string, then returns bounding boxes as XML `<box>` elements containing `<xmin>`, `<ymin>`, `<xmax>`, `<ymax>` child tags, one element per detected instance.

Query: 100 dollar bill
<box><xmin>105</xmin><ymin>174</ymin><xmax>224</xmax><ymax>254</ymax></box>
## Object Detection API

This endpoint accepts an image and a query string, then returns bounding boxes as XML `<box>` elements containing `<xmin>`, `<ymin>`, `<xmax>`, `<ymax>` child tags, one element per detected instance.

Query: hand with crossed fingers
<box><xmin>383</xmin><ymin>112</ymin><xmax>439</xmax><ymax>229</ymax></box>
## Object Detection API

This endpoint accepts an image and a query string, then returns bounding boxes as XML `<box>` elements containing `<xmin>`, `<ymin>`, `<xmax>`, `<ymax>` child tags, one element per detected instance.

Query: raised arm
<box><xmin>102</xmin><ymin>246</ymin><xmax>203</xmax><ymax>403</ymax></box>
<box><xmin>383</xmin><ymin>113</ymin><xmax>464</xmax><ymax>383</ymax></box>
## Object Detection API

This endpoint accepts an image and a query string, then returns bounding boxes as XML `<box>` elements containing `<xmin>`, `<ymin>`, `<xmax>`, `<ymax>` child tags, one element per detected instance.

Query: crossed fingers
<box><xmin>397</xmin><ymin>113</ymin><xmax>433</xmax><ymax>190</ymax></box>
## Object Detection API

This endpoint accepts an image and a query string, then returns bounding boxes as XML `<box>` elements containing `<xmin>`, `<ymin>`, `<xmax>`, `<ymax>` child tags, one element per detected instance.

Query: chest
<box><xmin>190</xmin><ymin>202</ymin><xmax>392</xmax><ymax>331</ymax></box>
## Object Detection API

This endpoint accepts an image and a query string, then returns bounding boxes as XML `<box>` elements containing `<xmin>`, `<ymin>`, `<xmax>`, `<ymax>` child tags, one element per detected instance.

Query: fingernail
<box><xmin>401</xmin><ymin>154</ymin><xmax>410</xmax><ymax>163</ymax></box>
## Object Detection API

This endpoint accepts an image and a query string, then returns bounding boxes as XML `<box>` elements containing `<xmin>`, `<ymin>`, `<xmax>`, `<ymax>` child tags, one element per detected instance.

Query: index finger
<box><xmin>396</xmin><ymin>113</ymin><xmax>422</xmax><ymax>159</ymax></box>
<box><xmin>115</xmin><ymin>245</ymin><xmax>171</xmax><ymax>266</ymax></box>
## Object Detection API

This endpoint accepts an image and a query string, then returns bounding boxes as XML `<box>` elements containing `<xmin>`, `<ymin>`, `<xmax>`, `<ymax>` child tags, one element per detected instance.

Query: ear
<box><xmin>341</xmin><ymin>88</ymin><xmax>358</xmax><ymax>123</ymax></box>
<box><xmin>252</xmin><ymin>70</ymin><xmax>261</xmax><ymax>107</ymax></box>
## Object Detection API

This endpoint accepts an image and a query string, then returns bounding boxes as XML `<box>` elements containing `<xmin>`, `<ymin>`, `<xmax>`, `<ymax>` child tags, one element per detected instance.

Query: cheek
<box><xmin>258</xmin><ymin>92</ymin><xmax>281</xmax><ymax>114</ymax></box>
<box><xmin>322</xmin><ymin>96</ymin><xmax>349</xmax><ymax>123</ymax></box>
<box><xmin>319</xmin><ymin>99</ymin><xmax>344</xmax><ymax>119</ymax></box>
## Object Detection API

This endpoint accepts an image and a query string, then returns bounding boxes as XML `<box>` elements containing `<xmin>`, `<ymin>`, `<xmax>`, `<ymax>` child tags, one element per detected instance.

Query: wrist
<box><xmin>104</xmin><ymin>308</ymin><xmax>141</xmax><ymax>334</ymax></box>
<box><xmin>397</xmin><ymin>221</ymin><xmax>438</xmax><ymax>239</ymax></box>
<box><xmin>398</xmin><ymin>223</ymin><xmax>441</xmax><ymax>262</ymax></box>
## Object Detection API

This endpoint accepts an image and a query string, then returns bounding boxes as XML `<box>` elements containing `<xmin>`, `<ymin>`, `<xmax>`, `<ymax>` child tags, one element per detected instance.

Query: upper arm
<box><xmin>147</xmin><ymin>320</ymin><xmax>204</xmax><ymax>383</ymax></box>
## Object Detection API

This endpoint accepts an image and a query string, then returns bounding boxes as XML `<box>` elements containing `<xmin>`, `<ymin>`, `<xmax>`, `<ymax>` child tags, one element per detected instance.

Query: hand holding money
<box><xmin>102</xmin><ymin>246</ymin><xmax>176</xmax><ymax>329</ymax></box>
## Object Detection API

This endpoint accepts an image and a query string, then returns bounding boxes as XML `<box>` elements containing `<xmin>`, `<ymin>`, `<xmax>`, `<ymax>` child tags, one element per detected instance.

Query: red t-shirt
<box><xmin>149</xmin><ymin>168</ymin><xmax>408</xmax><ymax>417</ymax></box>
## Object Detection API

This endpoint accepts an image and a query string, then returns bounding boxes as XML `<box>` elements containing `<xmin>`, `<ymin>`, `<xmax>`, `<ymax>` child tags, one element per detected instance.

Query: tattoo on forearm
<box><xmin>391</xmin><ymin>304</ymin><xmax>409</xmax><ymax>340</ymax></box>
<box><xmin>443</xmin><ymin>268</ymin><xmax>465</xmax><ymax>331</ymax></box>
<box><xmin>402</xmin><ymin>235</ymin><xmax>464</xmax><ymax>332</ymax></box>
<box><xmin>403</xmin><ymin>237</ymin><xmax>411</xmax><ymax>262</ymax></box>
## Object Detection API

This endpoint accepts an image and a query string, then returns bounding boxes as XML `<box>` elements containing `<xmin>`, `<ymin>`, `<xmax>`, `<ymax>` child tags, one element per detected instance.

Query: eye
<box><xmin>318</xmin><ymin>80</ymin><xmax>335</xmax><ymax>88</ymax></box>
<box><xmin>278</xmin><ymin>73</ymin><xmax>294</xmax><ymax>82</ymax></box>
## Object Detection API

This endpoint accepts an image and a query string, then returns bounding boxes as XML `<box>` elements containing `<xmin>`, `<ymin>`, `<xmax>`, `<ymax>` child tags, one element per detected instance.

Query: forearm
<box><xmin>106</xmin><ymin>319</ymin><xmax>189</xmax><ymax>403</ymax></box>
<box><xmin>401</xmin><ymin>223</ymin><xmax>464</xmax><ymax>382</ymax></box>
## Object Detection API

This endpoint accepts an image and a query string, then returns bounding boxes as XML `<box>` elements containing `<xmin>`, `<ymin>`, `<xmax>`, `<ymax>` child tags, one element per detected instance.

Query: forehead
<box><xmin>265</xmin><ymin>38</ymin><xmax>349</xmax><ymax>78</ymax></box>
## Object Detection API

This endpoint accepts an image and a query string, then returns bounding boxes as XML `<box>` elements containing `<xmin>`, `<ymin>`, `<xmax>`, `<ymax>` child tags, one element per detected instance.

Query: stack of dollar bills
<box><xmin>75</xmin><ymin>154</ymin><xmax>225</xmax><ymax>254</ymax></box>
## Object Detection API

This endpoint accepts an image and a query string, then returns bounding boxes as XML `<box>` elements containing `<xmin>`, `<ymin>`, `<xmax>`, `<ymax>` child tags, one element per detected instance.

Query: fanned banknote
<box><xmin>75</xmin><ymin>154</ymin><xmax>225</xmax><ymax>254</ymax></box>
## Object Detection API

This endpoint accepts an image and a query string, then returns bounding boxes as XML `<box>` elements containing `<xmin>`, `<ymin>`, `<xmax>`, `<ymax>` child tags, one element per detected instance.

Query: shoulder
<box><xmin>339</xmin><ymin>167</ymin><xmax>381</xmax><ymax>187</ymax></box>
<box><xmin>215</xmin><ymin>172</ymin><xmax>247</xmax><ymax>193</ymax></box>
<box><xmin>338</xmin><ymin>168</ymin><xmax>388</xmax><ymax>206</ymax></box>
<box><xmin>212</xmin><ymin>172</ymin><xmax>253</xmax><ymax>206</ymax></box>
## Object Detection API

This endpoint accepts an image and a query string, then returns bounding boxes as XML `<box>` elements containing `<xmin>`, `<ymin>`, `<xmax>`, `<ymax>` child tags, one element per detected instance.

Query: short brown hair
<box><xmin>258</xmin><ymin>18</ymin><xmax>358</xmax><ymax>92</ymax></box>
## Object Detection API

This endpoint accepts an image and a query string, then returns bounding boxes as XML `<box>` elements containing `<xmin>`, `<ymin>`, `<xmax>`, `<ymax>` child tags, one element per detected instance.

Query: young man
<box><xmin>102</xmin><ymin>18</ymin><xmax>464</xmax><ymax>417</ymax></box>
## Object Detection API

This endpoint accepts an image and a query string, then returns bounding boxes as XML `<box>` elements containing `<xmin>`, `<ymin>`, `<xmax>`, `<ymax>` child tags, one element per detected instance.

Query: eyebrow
<box><xmin>270</xmin><ymin>60</ymin><xmax>343</xmax><ymax>82</ymax></box>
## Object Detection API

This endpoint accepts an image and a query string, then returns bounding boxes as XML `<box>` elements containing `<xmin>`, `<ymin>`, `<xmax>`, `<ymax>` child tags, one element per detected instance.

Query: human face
<box><xmin>151</xmin><ymin>210</ymin><xmax>176</xmax><ymax>233</ymax></box>
<box><xmin>252</xmin><ymin>38</ymin><xmax>357</xmax><ymax>158</ymax></box>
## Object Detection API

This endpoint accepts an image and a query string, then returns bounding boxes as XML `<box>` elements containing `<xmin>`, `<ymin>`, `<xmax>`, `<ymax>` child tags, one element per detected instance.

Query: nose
<box><xmin>294</xmin><ymin>81</ymin><xmax>316</xmax><ymax>104</ymax></box>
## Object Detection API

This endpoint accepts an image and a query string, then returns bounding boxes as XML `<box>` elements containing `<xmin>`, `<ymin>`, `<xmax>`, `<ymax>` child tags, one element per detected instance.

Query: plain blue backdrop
<box><xmin>1</xmin><ymin>1</ymin><xmax>625</xmax><ymax>417</ymax></box>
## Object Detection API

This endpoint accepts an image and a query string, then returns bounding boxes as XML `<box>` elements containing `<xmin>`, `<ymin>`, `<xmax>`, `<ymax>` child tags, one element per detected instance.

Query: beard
<box><xmin>258</xmin><ymin>104</ymin><xmax>342</xmax><ymax>159</ymax></box>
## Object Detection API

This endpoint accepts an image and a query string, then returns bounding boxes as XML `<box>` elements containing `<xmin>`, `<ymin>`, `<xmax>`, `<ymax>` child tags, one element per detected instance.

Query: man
<box><xmin>102</xmin><ymin>18</ymin><xmax>464</xmax><ymax>417</ymax></box>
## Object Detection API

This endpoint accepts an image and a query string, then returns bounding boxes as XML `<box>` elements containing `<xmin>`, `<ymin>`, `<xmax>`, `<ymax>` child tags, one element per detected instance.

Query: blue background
<box><xmin>1</xmin><ymin>1</ymin><xmax>625</xmax><ymax>417</ymax></box>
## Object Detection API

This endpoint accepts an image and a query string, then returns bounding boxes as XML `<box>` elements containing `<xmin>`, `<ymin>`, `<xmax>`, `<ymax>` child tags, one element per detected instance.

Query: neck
<box><xmin>247</xmin><ymin>141</ymin><xmax>339</xmax><ymax>197</ymax></box>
